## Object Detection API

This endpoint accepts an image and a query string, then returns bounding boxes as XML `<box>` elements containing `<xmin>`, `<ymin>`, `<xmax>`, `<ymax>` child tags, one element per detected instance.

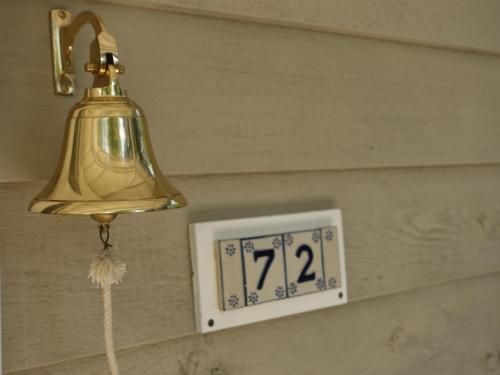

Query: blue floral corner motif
<box><xmin>228</xmin><ymin>294</ymin><xmax>239</xmax><ymax>308</ymax></box>
<box><xmin>248</xmin><ymin>291</ymin><xmax>259</xmax><ymax>304</ymax></box>
<box><xmin>243</xmin><ymin>240</ymin><xmax>255</xmax><ymax>253</ymax></box>
<box><xmin>272</xmin><ymin>237</ymin><xmax>282</xmax><ymax>249</ymax></box>
<box><xmin>225</xmin><ymin>243</ymin><xmax>236</xmax><ymax>257</ymax></box>
<box><xmin>324</xmin><ymin>230</ymin><xmax>334</xmax><ymax>242</ymax></box>
<box><xmin>288</xmin><ymin>282</ymin><xmax>298</xmax><ymax>296</ymax></box>
<box><xmin>328</xmin><ymin>277</ymin><xmax>338</xmax><ymax>289</ymax></box>
<box><xmin>284</xmin><ymin>233</ymin><xmax>294</xmax><ymax>246</ymax></box>
<box><xmin>275</xmin><ymin>286</ymin><xmax>286</xmax><ymax>299</ymax></box>
<box><xmin>315</xmin><ymin>278</ymin><xmax>326</xmax><ymax>290</ymax></box>
<box><xmin>312</xmin><ymin>230</ymin><xmax>321</xmax><ymax>243</ymax></box>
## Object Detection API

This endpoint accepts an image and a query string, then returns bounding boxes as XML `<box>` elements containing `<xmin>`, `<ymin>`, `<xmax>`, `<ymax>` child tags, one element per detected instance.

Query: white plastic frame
<box><xmin>189</xmin><ymin>209</ymin><xmax>348</xmax><ymax>333</ymax></box>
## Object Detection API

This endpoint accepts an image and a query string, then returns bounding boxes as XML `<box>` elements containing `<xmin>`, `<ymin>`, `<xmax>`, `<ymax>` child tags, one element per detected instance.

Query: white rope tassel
<box><xmin>89</xmin><ymin>253</ymin><xmax>126</xmax><ymax>287</ymax></box>
<box><xmin>88</xmin><ymin>224</ymin><xmax>126</xmax><ymax>375</ymax></box>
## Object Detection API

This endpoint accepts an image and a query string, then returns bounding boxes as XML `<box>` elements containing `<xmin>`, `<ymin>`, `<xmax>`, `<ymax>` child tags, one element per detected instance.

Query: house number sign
<box><xmin>217</xmin><ymin>227</ymin><xmax>342</xmax><ymax>310</ymax></box>
<box><xmin>189</xmin><ymin>209</ymin><xmax>347</xmax><ymax>333</ymax></box>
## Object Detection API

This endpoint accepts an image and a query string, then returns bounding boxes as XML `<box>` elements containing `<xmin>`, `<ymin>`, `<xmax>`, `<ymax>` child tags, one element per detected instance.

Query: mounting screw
<box><xmin>85</xmin><ymin>63</ymin><xmax>125</xmax><ymax>75</ymax></box>
<box><xmin>59</xmin><ymin>73</ymin><xmax>73</xmax><ymax>95</ymax></box>
<box><xmin>85</xmin><ymin>63</ymin><xmax>99</xmax><ymax>73</ymax></box>
<box><xmin>58</xmin><ymin>10</ymin><xmax>66</xmax><ymax>19</ymax></box>
<box><xmin>115</xmin><ymin>65</ymin><xmax>125</xmax><ymax>74</ymax></box>
<box><xmin>338</xmin><ymin>292</ymin><xmax>343</xmax><ymax>299</ymax></box>
<box><xmin>208</xmin><ymin>319</ymin><xmax>215</xmax><ymax>327</ymax></box>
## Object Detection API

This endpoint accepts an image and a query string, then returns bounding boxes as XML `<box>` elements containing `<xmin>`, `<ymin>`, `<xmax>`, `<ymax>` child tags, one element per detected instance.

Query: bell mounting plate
<box><xmin>50</xmin><ymin>9</ymin><xmax>75</xmax><ymax>95</ymax></box>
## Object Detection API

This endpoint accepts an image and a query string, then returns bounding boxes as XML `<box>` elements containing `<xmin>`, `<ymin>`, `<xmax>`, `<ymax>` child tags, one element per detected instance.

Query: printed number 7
<box><xmin>253</xmin><ymin>249</ymin><xmax>275</xmax><ymax>290</ymax></box>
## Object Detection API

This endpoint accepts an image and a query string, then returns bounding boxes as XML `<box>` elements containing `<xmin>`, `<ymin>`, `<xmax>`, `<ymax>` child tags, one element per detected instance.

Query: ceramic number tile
<box><xmin>242</xmin><ymin>235</ymin><xmax>287</xmax><ymax>306</ymax></box>
<box><xmin>217</xmin><ymin>239</ymin><xmax>245</xmax><ymax>311</ymax></box>
<box><xmin>284</xmin><ymin>229</ymin><xmax>326</xmax><ymax>297</ymax></box>
<box><xmin>321</xmin><ymin>227</ymin><xmax>342</xmax><ymax>290</ymax></box>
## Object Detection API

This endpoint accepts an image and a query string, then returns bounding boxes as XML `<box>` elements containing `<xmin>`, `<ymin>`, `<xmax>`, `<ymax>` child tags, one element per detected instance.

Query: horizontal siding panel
<box><xmin>2</xmin><ymin>165</ymin><xmax>500</xmax><ymax>371</ymax></box>
<box><xmin>93</xmin><ymin>0</ymin><xmax>500</xmax><ymax>55</ymax></box>
<box><xmin>7</xmin><ymin>272</ymin><xmax>500</xmax><ymax>375</ymax></box>
<box><xmin>2</xmin><ymin>0</ymin><xmax>500</xmax><ymax>182</ymax></box>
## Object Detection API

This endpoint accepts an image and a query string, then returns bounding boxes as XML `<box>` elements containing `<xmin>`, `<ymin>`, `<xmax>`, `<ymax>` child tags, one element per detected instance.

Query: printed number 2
<box><xmin>253</xmin><ymin>249</ymin><xmax>275</xmax><ymax>290</ymax></box>
<box><xmin>296</xmin><ymin>245</ymin><xmax>316</xmax><ymax>283</ymax></box>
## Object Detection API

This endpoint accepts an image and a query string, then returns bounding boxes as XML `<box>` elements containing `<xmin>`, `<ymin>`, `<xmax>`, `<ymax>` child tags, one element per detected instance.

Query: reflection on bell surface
<box><xmin>29</xmin><ymin>66</ymin><xmax>187</xmax><ymax>216</ymax></box>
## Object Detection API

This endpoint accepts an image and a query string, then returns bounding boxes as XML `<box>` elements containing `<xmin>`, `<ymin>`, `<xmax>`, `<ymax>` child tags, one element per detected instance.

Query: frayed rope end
<box><xmin>88</xmin><ymin>253</ymin><xmax>126</xmax><ymax>288</ymax></box>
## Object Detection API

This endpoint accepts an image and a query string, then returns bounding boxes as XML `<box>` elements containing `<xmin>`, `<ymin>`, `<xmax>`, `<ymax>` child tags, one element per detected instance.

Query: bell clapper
<box><xmin>88</xmin><ymin>218</ymin><xmax>126</xmax><ymax>375</ymax></box>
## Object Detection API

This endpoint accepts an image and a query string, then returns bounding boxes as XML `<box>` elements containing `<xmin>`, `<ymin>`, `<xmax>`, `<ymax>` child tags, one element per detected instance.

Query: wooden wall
<box><xmin>1</xmin><ymin>0</ymin><xmax>500</xmax><ymax>374</ymax></box>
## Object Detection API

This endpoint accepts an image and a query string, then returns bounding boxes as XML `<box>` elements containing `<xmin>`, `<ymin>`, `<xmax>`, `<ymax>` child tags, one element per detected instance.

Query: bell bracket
<box><xmin>50</xmin><ymin>9</ymin><xmax>123</xmax><ymax>95</ymax></box>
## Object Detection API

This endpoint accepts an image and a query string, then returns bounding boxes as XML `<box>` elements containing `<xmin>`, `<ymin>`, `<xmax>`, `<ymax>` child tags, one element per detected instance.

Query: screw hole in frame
<box><xmin>208</xmin><ymin>319</ymin><xmax>215</xmax><ymax>327</ymax></box>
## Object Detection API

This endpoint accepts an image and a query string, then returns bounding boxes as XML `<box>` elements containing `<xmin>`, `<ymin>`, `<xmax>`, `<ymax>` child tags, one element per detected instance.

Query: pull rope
<box><xmin>88</xmin><ymin>224</ymin><xmax>126</xmax><ymax>375</ymax></box>
<box><xmin>103</xmin><ymin>284</ymin><xmax>119</xmax><ymax>375</ymax></box>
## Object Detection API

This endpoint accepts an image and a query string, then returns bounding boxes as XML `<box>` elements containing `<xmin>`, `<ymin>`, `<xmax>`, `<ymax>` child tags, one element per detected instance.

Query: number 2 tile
<box><xmin>242</xmin><ymin>235</ymin><xmax>287</xmax><ymax>306</ymax></box>
<box><xmin>284</xmin><ymin>229</ymin><xmax>325</xmax><ymax>297</ymax></box>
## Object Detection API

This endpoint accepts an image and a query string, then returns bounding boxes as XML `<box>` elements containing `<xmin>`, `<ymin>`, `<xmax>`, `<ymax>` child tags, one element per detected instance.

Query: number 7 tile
<box><xmin>242</xmin><ymin>235</ymin><xmax>287</xmax><ymax>306</ymax></box>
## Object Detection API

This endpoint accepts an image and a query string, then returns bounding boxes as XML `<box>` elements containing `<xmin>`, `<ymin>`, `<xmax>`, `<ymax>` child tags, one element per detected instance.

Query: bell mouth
<box><xmin>29</xmin><ymin>194</ymin><xmax>187</xmax><ymax>215</ymax></box>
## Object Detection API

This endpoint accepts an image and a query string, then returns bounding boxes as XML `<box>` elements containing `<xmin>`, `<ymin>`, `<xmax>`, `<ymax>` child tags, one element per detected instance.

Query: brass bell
<box><xmin>29</xmin><ymin>10</ymin><xmax>187</xmax><ymax>375</ymax></box>
<box><xmin>29</xmin><ymin>10</ymin><xmax>186</xmax><ymax>223</ymax></box>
